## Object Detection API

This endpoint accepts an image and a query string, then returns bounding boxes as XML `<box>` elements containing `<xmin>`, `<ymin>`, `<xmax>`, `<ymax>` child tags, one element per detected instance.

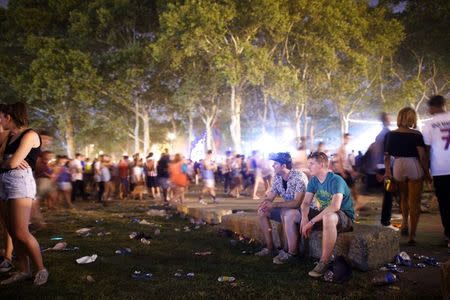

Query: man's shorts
<box><xmin>36</xmin><ymin>177</ymin><xmax>56</xmax><ymax>200</ymax></box>
<box><xmin>203</xmin><ymin>179</ymin><xmax>215</xmax><ymax>189</ymax></box>
<box><xmin>158</xmin><ymin>177</ymin><xmax>170</xmax><ymax>189</ymax></box>
<box><xmin>0</xmin><ymin>169</ymin><xmax>36</xmax><ymax>200</ymax></box>
<box><xmin>146</xmin><ymin>176</ymin><xmax>157</xmax><ymax>188</ymax></box>
<box><xmin>269</xmin><ymin>208</ymin><xmax>301</xmax><ymax>223</ymax></box>
<box><xmin>307</xmin><ymin>209</ymin><xmax>353</xmax><ymax>233</ymax></box>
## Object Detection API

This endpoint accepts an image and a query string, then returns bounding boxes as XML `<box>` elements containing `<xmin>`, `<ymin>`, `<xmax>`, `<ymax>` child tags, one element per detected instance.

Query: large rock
<box><xmin>177</xmin><ymin>203</ymin><xmax>233</xmax><ymax>224</ymax></box>
<box><xmin>220</xmin><ymin>212</ymin><xmax>283</xmax><ymax>248</ymax></box>
<box><xmin>305</xmin><ymin>224</ymin><xmax>399</xmax><ymax>271</ymax></box>
<box><xmin>220</xmin><ymin>212</ymin><xmax>399</xmax><ymax>271</ymax></box>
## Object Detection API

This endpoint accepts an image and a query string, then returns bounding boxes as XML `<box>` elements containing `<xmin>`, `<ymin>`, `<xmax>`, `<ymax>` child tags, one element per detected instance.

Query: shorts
<box><xmin>0</xmin><ymin>169</ymin><xmax>37</xmax><ymax>200</ymax></box>
<box><xmin>36</xmin><ymin>177</ymin><xmax>56</xmax><ymax>199</ymax></box>
<box><xmin>203</xmin><ymin>179</ymin><xmax>215</xmax><ymax>189</ymax></box>
<box><xmin>306</xmin><ymin>209</ymin><xmax>353</xmax><ymax>233</ymax></box>
<box><xmin>146</xmin><ymin>176</ymin><xmax>158</xmax><ymax>188</ymax></box>
<box><xmin>58</xmin><ymin>182</ymin><xmax>72</xmax><ymax>192</ymax></box>
<box><xmin>269</xmin><ymin>208</ymin><xmax>301</xmax><ymax>223</ymax></box>
<box><xmin>158</xmin><ymin>177</ymin><xmax>170</xmax><ymax>189</ymax></box>
<box><xmin>393</xmin><ymin>157</ymin><xmax>423</xmax><ymax>182</ymax></box>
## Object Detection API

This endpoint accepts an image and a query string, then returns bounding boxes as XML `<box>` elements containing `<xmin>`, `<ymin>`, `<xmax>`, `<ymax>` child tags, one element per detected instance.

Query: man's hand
<box><xmin>299</xmin><ymin>217</ymin><xmax>308</xmax><ymax>235</ymax></box>
<box><xmin>301</xmin><ymin>220</ymin><xmax>313</xmax><ymax>238</ymax></box>
<box><xmin>257</xmin><ymin>200</ymin><xmax>272</xmax><ymax>217</ymax></box>
<box><xmin>17</xmin><ymin>160</ymin><xmax>30</xmax><ymax>170</ymax></box>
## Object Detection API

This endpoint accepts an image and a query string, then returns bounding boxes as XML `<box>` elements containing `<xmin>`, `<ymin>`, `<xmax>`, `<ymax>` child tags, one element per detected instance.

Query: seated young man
<box><xmin>300</xmin><ymin>152</ymin><xmax>354</xmax><ymax>277</ymax></box>
<box><xmin>255</xmin><ymin>152</ymin><xmax>308</xmax><ymax>264</ymax></box>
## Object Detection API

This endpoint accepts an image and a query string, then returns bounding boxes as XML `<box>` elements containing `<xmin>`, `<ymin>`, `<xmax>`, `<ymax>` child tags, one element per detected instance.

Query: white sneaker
<box><xmin>383</xmin><ymin>224</ymin><xmax>399</xmax><ymax>231</ymax></box>
<box><xmin>254</xmin><ymin>248</ymin><xmax>271</xmax><ymax>257</ymax></box>
<box><xmin>199</xmin><ymin>200</ymin><xmax>208</xmax><ymax>205</ymax></box>
<box><xmin>34</xmin><ymin>269</ymin><xmax>49</xmax><ymax>286</ymax></box>
<box><xmin>0</xmin><ymin>259</ymin><xmax>13</xmax><ymax>273</ymax></box>
<box><xmin>273</xmin><ymin>250</ymin><xmax>295</xmax><ymax>264</ymax></box>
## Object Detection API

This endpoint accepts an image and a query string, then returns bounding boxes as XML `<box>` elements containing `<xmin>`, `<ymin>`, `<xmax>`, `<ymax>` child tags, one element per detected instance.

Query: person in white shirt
<box><xmin>422</xmin><ymin>95</ymin><xmax>450</xmax><ymax>249</ymax></box>
<box><xmin>70</xmin><ymin>153</ymin><xmax>86</xmax><ymax>202</ymax></box>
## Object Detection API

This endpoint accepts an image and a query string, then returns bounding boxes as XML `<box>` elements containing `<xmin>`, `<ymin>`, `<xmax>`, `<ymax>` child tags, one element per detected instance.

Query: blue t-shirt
<box><xmin>306</xmin><ymin>172</ymin><xmax>355</xmax><ymax>221</ymax></box>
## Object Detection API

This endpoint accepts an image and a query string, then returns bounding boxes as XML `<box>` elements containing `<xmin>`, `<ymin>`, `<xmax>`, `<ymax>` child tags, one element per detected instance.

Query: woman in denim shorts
<box><xmin>0</xmin><ymin>102</ymin><xmax>48</xmax><ymax>285</ymax></box>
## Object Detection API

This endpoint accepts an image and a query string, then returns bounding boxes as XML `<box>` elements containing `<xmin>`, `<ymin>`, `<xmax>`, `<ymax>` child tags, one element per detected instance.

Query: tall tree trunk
<box><xmin>187</xmin><ymin>111</ymin><xmax>194</xmax><ymax>157</ymax></box>
<box><xmin>64</xmin><ymin>112</ymin><xmax>75</xmax><ymax>158</ymax></box>
<box><xmin>295</xmin><ymin>103</ymin><xmax>305</xmax><ymax>145</ymax></box>
<box><xmin>142</xmin><ymin>107</ymin><xmax>150</xmax><ymax>156</ymax></box>
<box><xmin>261</xmin><ymin>91</ymin><xmax>268</xmax><ymax>136</ymax></box>
<box><xmin>134</xmin><ymin>100</ymin><xmax>140</xmax><ymax>154</ymax></box>
<box><xmin>339</xmin><ymin>111</ymin><xmax>350</xmax><ymax>137</ymax></box>
<box><xmin>303</xmin><ymin>103</ymin><xmax>309</xmax><ymax>138</ymax></box>
<box><xmin>229</xmin><ymin>85</ymin><xmax>242</xmax><ymax>153</ymax></box>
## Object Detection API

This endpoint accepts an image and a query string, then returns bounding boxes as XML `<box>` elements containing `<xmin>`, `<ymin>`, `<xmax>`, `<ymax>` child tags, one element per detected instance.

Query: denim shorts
<box><xmin>0</xmin><ymin>168</ymin><xmax>37</xmax><ymax>200</ymax></box>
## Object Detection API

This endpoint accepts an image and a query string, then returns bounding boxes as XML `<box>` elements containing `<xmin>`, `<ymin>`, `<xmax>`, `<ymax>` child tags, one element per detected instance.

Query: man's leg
<box><xmin>282</xmin><ymin>209</ymin><xmax>301</xmax><ymax>255</ymax></box>
<box><xmin>258</xmin><ymin>214</ymin><xmax>274</xmax><ymax>251</ymax></box>
<box><xmin>434</xmin><ymin>175</ymin><xmax>450</xmax><ymax>242</ymax></box>
<box><xmin>320</xmin><ymin>213</ymin><xmax>339</xmax><ymax>263</ymax></box>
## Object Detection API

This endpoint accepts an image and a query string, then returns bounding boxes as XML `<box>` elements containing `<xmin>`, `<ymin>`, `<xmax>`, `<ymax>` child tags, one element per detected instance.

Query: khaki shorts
<box><xmin>36</xmin><ymin>178</ymin><xmax>56</xmax><ymax>199</ymax></box>
<box><xmin>307</xmin><ymin>209</ymin><xmax>353</xmax><ymax>233</ymax></box>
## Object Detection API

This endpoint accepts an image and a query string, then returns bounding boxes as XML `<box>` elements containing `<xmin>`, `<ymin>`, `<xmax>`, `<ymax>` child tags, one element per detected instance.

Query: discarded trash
<box><xmin>76</xmin><ymin>254</ymin><xmax>98</xmax><ymax>264</ymax></box>
<box><xmin>131</xmin><ymin>270</ymin><xmax>152</xmax><ymax>280</ymax></box>
<box><xmin>322</xmin><ymin>256</ymin><xmax>352</xmax><ymax>283</ymax></box>
<box><xmin>195</xmin><ymin>251</ymin><xmax>212</xmax><ymax>256</ymax></box>
<box><xmin>384</xmin><ymin>263</ymin><xmax>405</xmax><ymax>273</ymax></box>
<box><xmin>174</xmin><ymin>272</ymin><xmax>182</xmax><ymax>277</ymax></box>
<box><xmin>115</xmin><ymin>248</ymin><xmax>132</xmax><ymax>255</ymax></box>
<box><xmin>139</xmin><ymin>220</ymin><xmax>152</xmax><ymax>225</ymax></box>
<box><xmin>48</xmin><ymin>242</ymin><xmax>67</xmax><ymax>251</ymax></box>
<box><xmin>424</xmin><ymin>257</ymin><xmax>440</xmax><ymax>267</ymax></box>
<box><xmin>186</xmin><ymin>273</ymin><xmax>194</xmax><ymax>277</ymax></box>
<box><xmin>415</xmin><ymin>263</ymin><xmax>426</xmax><ymax>268</ymax></box>
<box><xmin>372</xmin><ymin>272</ymin><xmax>397</xmax><ymax>286</ymax></box>
<box><xmin>218</xmin><ymin>276</ymin><xmax>235</xmax><ymax>283</ymax></box>
<box><xmin>194</xmin><ymin>225</ymin><xmax>200</xmax><ymax>230</ymax></box>
<box><xmin>394</xmin><ymin>252</ymin><xmax>412</xmax><ymax>266</ymax></box>
<box><xmin>129</xmin><ymin>232</ymin><xmax>152</xmax><ymax>240</ymax></box>
<box><xmin>50</xmin><ymin>236</ymin><xmax>63</xmax><ymax>241</ymax></box>
<box><xmin>76</xmin><ymin>228</ymin><xmax>93</xmax><ymax>235</ymax></box>
<box><xmin>140</xmin><ymin>238</ymin><xmax>151</xmax><ymax>245</ymax></box>
<box><xmin>154</xmin><ymin>228</ymin><xmax>161</xmax><ymax>236</ymax></box>
<box><xmin>241</xmin><ymin>250</ymin><xmax>254</xmax><ymax>255</ymax></box>
<box><xmin>174</xmin><ymin>228</ymin><xmax>180</xmax><ymax>232</ymax></box>
<box><xmin>146</xmin><ymin>209</ymin><xmax>167</xmax><ymax>217</ymax></box>
<box><xmin>184</xmin><ymin>226</ymin><xmax>191</xmax><ymax>232</ymax></box>
<box><xmin>86</xmin><ymin>275</ymin><xmax>95</xmax><ymax>282</ymax></box>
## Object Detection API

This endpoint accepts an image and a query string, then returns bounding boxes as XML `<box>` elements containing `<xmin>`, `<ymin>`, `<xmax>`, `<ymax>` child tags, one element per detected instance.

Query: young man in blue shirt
<box><xmin>300</xmin><ymin>152</ymin><xmax>354</xmax><ymax>278</ymax></box>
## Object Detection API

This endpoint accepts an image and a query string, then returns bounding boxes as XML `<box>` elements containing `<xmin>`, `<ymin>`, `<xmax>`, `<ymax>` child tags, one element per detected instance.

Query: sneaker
<box><xmin>199</xmin><ymin>199</ymin><xmax>208</xmax><ymax>205</ymax></box>
<box><xmin>308</xmin><ymin>261</ymin><xmax>329</xmax><ymax>278</ymax></box>
<box><xmin>0</xmin><ymin>271</ymin><xmax>32</xmax><ymax>285</ymax></box>
<box><xmin>254</xmin><ymin>248</ymin><xmax>271</xmax><ymax>257</ymax></box>
<box><xmin>383</xmin><ymin>224</ymin><xmax>399</xmax><ymax>231</ymax></box>
<box><xmin>0</xmin><ymin>259</ymin><xmax>13</xmax><ymax>273</ymax></box>
<box><xmin>34</xmin><ymin>269</ymin><xmax>49</xmax><ymax>286</ymax></box>
<box><xmin>273</xmin><ymin>251</ymin><xmax>295</xmax><ymax>264</ymax></box>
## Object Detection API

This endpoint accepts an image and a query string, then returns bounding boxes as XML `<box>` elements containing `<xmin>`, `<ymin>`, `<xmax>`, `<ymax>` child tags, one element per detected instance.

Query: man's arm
<box><xmin>273</xmin><ymin>191</ymin><xmax>305</xmax><ymax>209</ymax></box>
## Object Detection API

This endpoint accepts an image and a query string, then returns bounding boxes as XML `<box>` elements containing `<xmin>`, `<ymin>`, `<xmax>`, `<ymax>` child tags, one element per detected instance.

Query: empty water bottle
<box><xmin>372</xmin><ymin>272</ymin><xmax>397</xmax><ymax>286</ymax></box>
<box><xmin>218</xmin><ymin>276</ymin><xmax>235</xmax><ymax>282</ymax></box>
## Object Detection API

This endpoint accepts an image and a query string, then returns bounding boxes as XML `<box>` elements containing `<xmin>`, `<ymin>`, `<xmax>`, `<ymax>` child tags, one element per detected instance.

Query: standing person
<box><xmin>145</xmin><ymin>153</ymin><xmax>159</xmax><ymax>198</ymax></box>
<box><xmin>157</xmin><ymin>152</ymin><xmax>171</xmax><ymax>203</ymax></box>
<box><xmin>198</xmin><ymin>150</ymin><xmax>217</xmax><ymax>204</ymax></box>
<box><xmin>0</xmin><ymin>116</ymin><xmax>13</xmax><ymax>274</ymax></box>
<box><xmin>54</xmin><ymin>155</ymin><xmax>73</xmax><ymax>208</ymax></box>
<box><xmin>99</xmin><ymin>155</ymin><xmax>112</xmax><ymax>204</ymax></box>
<box><xmin>335</xmin><ymin>133</ymin><xmax>360</xmax><ymax>210</ymax></box>
<box><xmin>260</xmin><ymin>157</ymin><xmax>274</xmax><ymax>196</ymax></box>
<box><xmin>422</xmin><ymin>95</ymin><xmax>450</xmax><ymax>249</ymax></box>
<box><xmin>372</xmin><ymin>113</ymin><xmax>398</xmax><ymax>230</ymax></box>
<box><xmin>300</xmin><ymin>152</ymin><xmax>354</xmax><ymax>278</ymax></box>
<box><xmin>70</xmin><ymin>153</ymin><xmax>86</xmax><ymax>202</ymax></box>
<box><xmin>131</xmin><ymin>158</ymin><xmax>145</xmax><ymax>201</ymax></box>
<box><xmin>0</xmin><ymin>102</ymin><xmax>48</xmax><ymax>285</ymax></box>
<box><xmin>250</xmin><ymin>151</ymin><xmax>264</xmax><ymax>200</ymax></box>
<box><xmin>35</xmin><ymin>151</ymin><xmax>57</xmax><ymax>211</ymax></box>
<box><xmin>222</xmin><ymin>151</ymin><xmax>233</xmax><ymax>195</ymax></box>
<box><xmin>384</xmin><ymin>107</ymin><xmax>431</xmax><ymax>245</ymax></box>
<box><xmin>229</xmin><ymin>154</ymin><xmax>243</xmax><ymax>198</ymax></box>
<box><xmin>255</xmin><ymin>152</ymin><xmax>308</xmax><ymax>264</ymax></box>
<box><xmin>117</xmin><ymin>154</ymin><xmax>130</xmax><ymax>200</ymax></box>
<box><xmin>169</xmin><ymin>154</ymin><xmax>188</xmax><ymax>203</ymax></box>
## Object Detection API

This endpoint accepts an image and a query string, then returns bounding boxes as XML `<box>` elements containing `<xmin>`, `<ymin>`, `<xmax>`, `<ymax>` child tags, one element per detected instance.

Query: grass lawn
<box><xmin>0</xmin><ymin>200</ymin><xmax>441</xmax><ymax>299</ymax></box>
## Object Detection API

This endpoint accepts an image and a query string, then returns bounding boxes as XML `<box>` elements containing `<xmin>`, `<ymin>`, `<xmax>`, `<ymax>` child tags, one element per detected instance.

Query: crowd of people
<box><xmin>0</xmin><ymin>94</ymin><xmax>448</xmax><ymax>284</ymax></box>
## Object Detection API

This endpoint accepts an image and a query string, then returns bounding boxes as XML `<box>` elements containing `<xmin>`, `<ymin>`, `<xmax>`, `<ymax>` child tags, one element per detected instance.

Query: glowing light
<box><xmin>167</xmin><ymin>133</ymin><xmax>176</xmax><ymax>140</ymax></box>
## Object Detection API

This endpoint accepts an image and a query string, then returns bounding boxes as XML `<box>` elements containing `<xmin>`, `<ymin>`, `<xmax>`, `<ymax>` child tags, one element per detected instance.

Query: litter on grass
<box><xmin>76</xmin><ymin>254</ymin><xmax>98</xmax><ymax>264</ymax></box>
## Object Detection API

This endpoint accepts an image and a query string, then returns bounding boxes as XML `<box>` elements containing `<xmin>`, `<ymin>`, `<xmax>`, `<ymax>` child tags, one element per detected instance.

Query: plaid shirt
<box><xmin>271</xmin><ymin>169</ymin><xmax>308</xmax><ymax>201</ymax></box>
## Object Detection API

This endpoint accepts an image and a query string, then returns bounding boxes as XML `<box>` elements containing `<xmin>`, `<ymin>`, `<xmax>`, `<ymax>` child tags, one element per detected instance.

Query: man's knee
<box><xmin>282</xmin><ymin>209</ymin><xmax>300</xmax><ymax>225</ymax></box>
<box><xmin>323</xmin><ymin>213</ymin><xmax>338</xmax><ymax>227</ymax></box>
